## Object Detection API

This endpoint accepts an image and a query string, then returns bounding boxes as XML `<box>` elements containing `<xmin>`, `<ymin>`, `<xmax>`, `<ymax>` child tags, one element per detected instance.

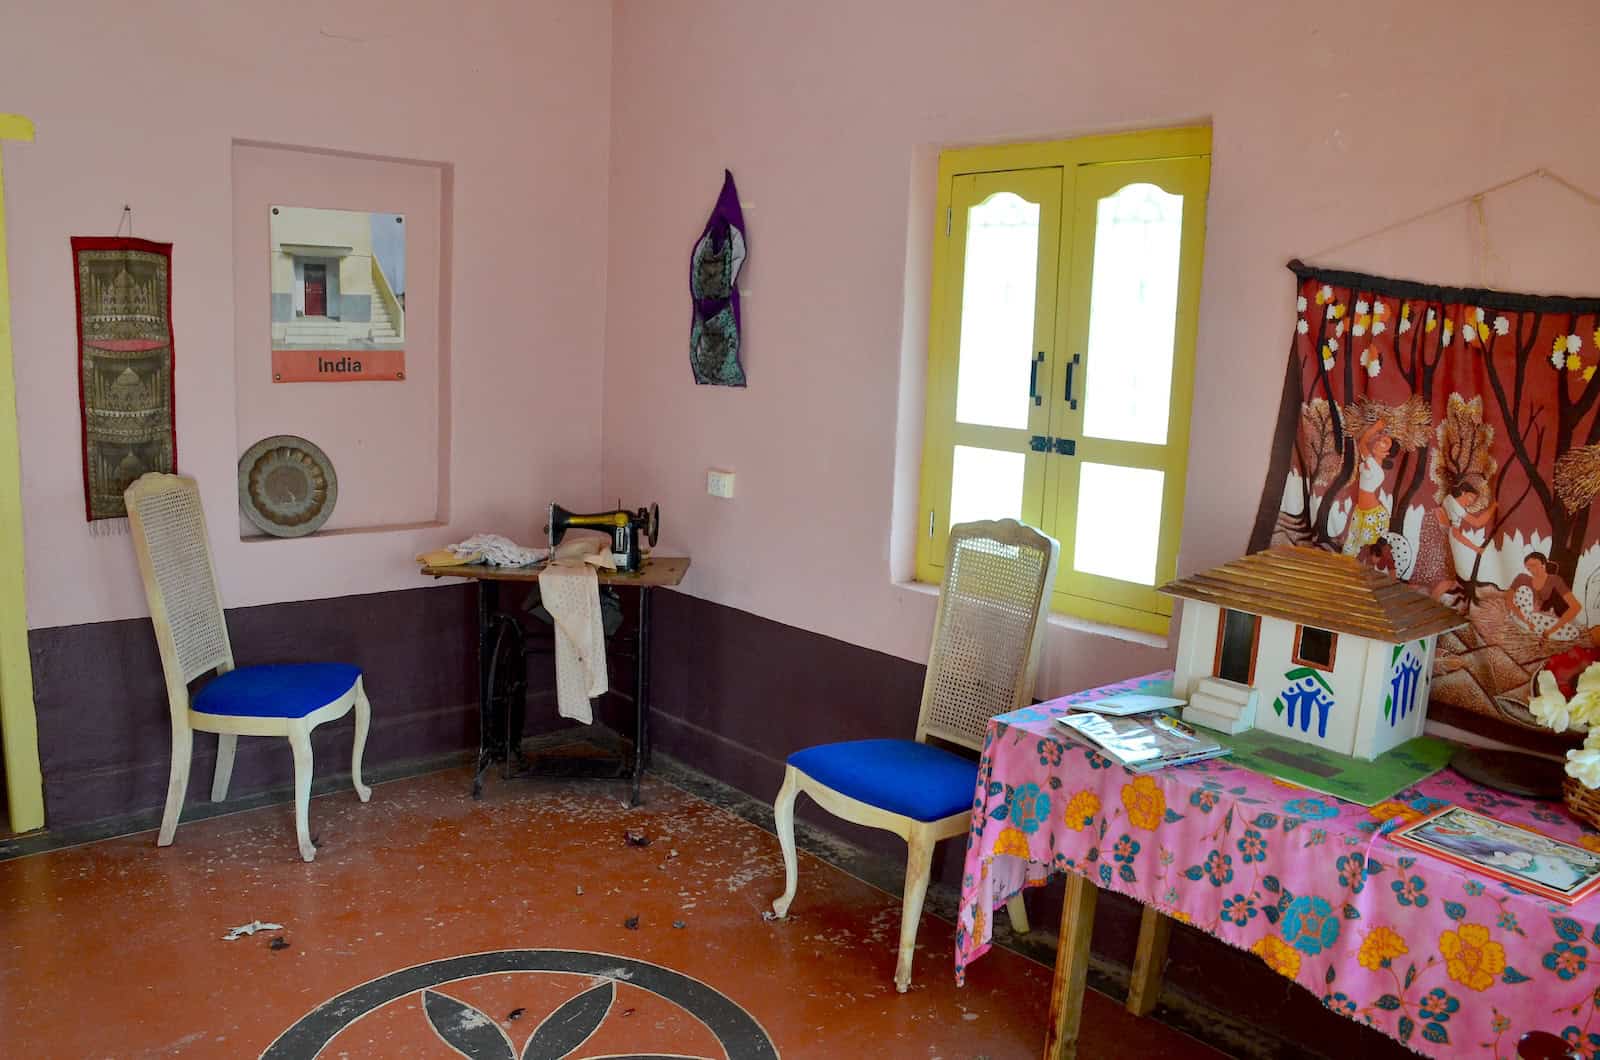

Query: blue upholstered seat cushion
<box><xmin>787</xmin><ymin>739</ymin><xmax>978</xmax><ymax>822</ymax></box>
<box><xmin>192</xmin><ymin>663</ymin><xmax>361</xmax><ymax>719</ymax></box>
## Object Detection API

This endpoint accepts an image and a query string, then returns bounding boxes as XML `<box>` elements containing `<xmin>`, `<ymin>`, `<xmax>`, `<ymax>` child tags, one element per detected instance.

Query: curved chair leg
<box><xmin>895</xmin><ymin>827</ymin><xmax>937</xmax><ymax>992</ymax></box>
<box><xmin>157</xmin><ymin>724</ymin><xmax>194</xmax><ymax>847</ymax></box>
<box><xmin>771</xmin><ymin>766</ymin><xmax>800</xmax><ymax>918</ymax></box>
<box><xmin>211</xmin><ymin>733</ymin><xmax>237</xmax><ymax>802</ymax></box>
<box><xmin>287</xmin><ymin>723</ymin><xmax>317</xmax><ymax>863</ymax></box>
<box><xmin>351</xmin><ymin>679</ymin><xmax>372</xmax><ymax>803</ymax></box>
<box><xmin>1006</xmin><ymin>893</ymin><xmax>1031</xmax><ymax>935</ymax></box>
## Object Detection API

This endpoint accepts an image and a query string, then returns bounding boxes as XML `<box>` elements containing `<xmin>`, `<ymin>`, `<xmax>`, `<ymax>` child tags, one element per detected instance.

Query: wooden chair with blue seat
<box><xmin>124</xmin><ymin>472</ymin><xmax>372</xmax><ymax>863</ymax></box>
<box><xmin>771</xmin><ymin>518</ymin><xmax>1059</xmax><ymax>991</ymax></box>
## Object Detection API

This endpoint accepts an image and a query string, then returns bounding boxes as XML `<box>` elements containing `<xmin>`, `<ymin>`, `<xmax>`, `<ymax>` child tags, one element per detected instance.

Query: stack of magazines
<box><xmin>1055</xmin><ymin>711</ymin><xmax>1231</xmax><ymax>773</ymax></box>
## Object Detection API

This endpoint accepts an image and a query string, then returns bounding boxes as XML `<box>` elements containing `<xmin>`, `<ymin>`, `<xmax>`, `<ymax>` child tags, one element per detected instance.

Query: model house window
<box><xmin>914</xmin><ymin>127</ymin><xmax>1211</xmax><ymax>635</ymax></box>
<box><xmin>1294</xmin><ymin>625</ymin><xmax>1338</xmax><ymax>670</ymax></box>
<box><xmin>1214</xmin><ymin>608</ymin><xmax>1259</xmax><ymax>685</ymax></box>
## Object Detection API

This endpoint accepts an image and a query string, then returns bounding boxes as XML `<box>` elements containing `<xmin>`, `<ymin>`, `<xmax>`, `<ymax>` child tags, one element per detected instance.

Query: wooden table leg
<box><xmin>1125</xmin><ymin>905</ymin><xmax>1171</xmax><ymax>1017</ymax></box>
<box><xmin>1043</xmin><ymin>872</ymin><xmax>1099</xmax><ymax>1060</ymax></box>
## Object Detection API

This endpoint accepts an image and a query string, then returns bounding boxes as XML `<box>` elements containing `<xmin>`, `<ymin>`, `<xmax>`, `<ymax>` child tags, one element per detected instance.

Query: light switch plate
<box><xmin>707</xmin><ymin>469</ymin><xmax>735</xmax><ymax>499</ymax></box>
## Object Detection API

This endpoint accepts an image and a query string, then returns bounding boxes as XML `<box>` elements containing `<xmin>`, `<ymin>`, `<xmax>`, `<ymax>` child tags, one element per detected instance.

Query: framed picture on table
<box><xmin>1391</xmin><ymin>805</ymin><xmax>1600</xmax><ymax>906</ymax></box>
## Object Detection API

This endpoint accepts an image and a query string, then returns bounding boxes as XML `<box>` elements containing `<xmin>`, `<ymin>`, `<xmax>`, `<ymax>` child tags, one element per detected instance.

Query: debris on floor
<box><xmin>221</xmin><ymin>920</ymin><xmax>283</xmax><ymax>941</ymax></box>
<box><xmin>624</xmin><ymin>915</ymin><xmax>640</xmax><ymax>930</ymax></box>
<box><xmin>575</xmin><ymin>885</ymin><xmax>584</xmax><ymax>896</ymax></box>
<box><xmin>672</xmin><ymin>920</ymin><xmax>686</xmax><ymax>930</ymax></box>
<box><xmin>624</xmin><ymin>830</ymin><xmax>651</xmax><ymax>847</ymax></box>
<box><xmin>760</xmin><ymin>911</ymin><xmax>778</xmax><ymax>922</ymax></box>
<box><xmin>507</xmin><ymin>1007</ymin><xmax>526</xmax><ymax>1022</ymax></box>
<box><xmin>268</xmin><ymin>937</ymin><xmax>290</xmax><ymax>952</ymax></box>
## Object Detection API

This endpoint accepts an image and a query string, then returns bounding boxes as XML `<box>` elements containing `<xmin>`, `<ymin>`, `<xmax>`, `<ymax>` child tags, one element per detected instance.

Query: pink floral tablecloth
<box><xmin>957</xmin><ymin>672</ymin><xmax>1600</xmax><ymax>1059</ymax></box>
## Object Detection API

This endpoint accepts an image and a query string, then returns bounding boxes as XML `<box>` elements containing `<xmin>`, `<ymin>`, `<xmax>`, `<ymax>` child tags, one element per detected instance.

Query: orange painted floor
<box><xmin>0</xmin><ymin>767</ymin><xmax>1228</xmax><ymax>1058</ymax></box>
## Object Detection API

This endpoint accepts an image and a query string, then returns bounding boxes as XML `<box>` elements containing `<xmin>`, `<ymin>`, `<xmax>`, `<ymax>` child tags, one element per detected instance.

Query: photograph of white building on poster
<box><xmin>269</xmin><ymin>205</ymin><xmax>406</xmax><ymax>381</ymax></box>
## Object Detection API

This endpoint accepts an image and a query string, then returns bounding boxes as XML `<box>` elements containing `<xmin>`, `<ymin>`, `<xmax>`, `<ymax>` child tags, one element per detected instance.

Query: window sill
<box><xmin>891</xmin><ymin>580</ymin><xmax>1169</xmax><ymax>649</ymax></box>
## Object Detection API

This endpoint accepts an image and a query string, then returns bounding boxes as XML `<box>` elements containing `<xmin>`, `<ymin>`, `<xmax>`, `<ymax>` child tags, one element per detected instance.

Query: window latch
<box><xmin>1031</xmin><ymin>435</ymin><xmax>1076</xmax><ymax>456</ymax></box>
<box><xmin>1028</xmin><ymin>351</ymin><xmax>1044</xmax><ymax>407</ymax></box>
<box><xmin>1064</xmin><ymin>352</ymin><xmax>1081</xmax><ymax>411</ymax></box>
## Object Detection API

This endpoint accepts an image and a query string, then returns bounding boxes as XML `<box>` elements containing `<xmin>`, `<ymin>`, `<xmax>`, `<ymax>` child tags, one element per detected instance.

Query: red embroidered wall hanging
<box><xmin>72</xmin><ymin>236</ymin><xmax>176</xmax><ymax>520</ymax></box>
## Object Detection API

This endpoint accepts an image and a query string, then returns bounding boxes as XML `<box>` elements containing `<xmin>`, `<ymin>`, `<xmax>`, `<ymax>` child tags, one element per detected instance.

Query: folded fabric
<box><xmin>448</xmin><ymin>533</ymin><xmax>546</xmax><ymax>567</ymax></box>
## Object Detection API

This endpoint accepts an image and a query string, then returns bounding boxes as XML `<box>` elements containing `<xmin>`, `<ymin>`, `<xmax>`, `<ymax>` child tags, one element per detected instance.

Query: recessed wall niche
<box><xmin>231</xmin><ymin>140</ymin><xmax>451</xmax><ymax>539</ymax></box>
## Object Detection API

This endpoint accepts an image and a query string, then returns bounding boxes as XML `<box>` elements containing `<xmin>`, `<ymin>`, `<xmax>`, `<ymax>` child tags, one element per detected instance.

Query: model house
<box><xmin>1163</xmin><ymin>547</ymin><xmax>1467</xmax><ymax>759</ymax></box>
<box><xmin>1</xmin><ymin>4</ymin><xmax>1597</xmax><ymax>1060</ymax></box>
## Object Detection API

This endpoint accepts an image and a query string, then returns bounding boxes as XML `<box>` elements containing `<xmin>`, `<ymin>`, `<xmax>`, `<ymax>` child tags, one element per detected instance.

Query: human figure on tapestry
<box><xmin>1411</xmin><ymin>475</ymin><xmax>1497</xmax><ymax>604</ymax></box>
<box><xmin>1507</xmin><ymin>552</ymin><xmax>1584</xmax><ymax>644</ymax></box>
<box><xmin>1338</xmin><ymin>397</ymin><xmax>1430</xmax><ymax>559</ymax></box>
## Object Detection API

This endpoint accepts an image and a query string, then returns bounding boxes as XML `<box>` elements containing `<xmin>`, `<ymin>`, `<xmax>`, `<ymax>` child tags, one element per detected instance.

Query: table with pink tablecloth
<box><xmin>957</xmin><ymin>672</ymin><xmax>1600</xmax><ymax>1059</ymax></box>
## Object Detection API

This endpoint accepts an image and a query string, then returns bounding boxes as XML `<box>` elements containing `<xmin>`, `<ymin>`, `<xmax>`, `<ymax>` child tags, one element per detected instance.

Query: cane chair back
<box><xmin>125</xmin><ymin>474</ymin><xmax>234</xmax><ymax>690</ymax></box>
<box><xmin>914</xmin><ymin>519</ymin><xmax>1058</xmax><ymax>751</ymax></box>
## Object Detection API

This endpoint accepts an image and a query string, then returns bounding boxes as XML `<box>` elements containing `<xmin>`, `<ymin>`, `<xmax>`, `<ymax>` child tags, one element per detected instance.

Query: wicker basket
<box><xmin>1565</xmin><ymin>776</ymin><xmax>1600</xmax><ymax>832</ymax></box>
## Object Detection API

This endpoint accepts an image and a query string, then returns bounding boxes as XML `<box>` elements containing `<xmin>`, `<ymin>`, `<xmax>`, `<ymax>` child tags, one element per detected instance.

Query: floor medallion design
<box><xmin>261</xmin><ymin>949</ymin><xmax>778</xmax><ymax>1059</ymax></box>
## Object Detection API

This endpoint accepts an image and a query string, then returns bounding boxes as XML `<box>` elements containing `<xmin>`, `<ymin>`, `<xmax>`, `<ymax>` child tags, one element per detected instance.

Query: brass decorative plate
<box><xmin>238</xmin><ymin>435</ymin><xmax>338</xmax><ymax>537</ymax></box>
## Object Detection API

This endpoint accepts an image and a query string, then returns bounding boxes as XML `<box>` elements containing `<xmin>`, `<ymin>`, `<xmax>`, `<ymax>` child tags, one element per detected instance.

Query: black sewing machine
<box><xmin>546</xmin><ymin>502</ymin><xmax>660</xmax><ymax>573</ymax></box>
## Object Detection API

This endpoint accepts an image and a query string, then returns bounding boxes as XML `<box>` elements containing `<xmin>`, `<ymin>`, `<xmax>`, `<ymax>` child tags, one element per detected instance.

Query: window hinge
<box><xmin>945</xmin><ymin>207</ymin><xmax>952</xmax><ymax>237</ymax></box>
<box><xmin>928</xmin><ymin>509</ymin><xmax>935</xmax><ymax>538</ymax></box>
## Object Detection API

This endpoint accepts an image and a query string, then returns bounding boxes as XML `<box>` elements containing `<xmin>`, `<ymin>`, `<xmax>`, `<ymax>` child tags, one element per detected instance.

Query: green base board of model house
<box><xmin>1208</xmin><ymin>729</ymin><xmax>1457</xmax><ymax>806</ymax></box>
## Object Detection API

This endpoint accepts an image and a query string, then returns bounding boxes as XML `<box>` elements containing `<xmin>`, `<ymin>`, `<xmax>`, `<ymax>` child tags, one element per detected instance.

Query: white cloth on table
<box><xmin>449</xmin><ymin>533</ymin><xmax>546</xmax><ymax>567</ymax></box>
<box><xmin>539</xmin><ymin>535</ymin><xmax>615</xmax><ymax>724</ymax></box>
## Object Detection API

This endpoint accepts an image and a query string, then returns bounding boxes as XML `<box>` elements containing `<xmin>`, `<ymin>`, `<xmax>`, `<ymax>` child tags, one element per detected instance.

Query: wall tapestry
<box><xmin>72</xmin><ymin>236</ymin><xmax>175</xmax><ymax>521</ymax></box>
<box><xmin>688</xmin><ymin>170</ymin><xmax>747</xmax><ymax>387</ymax></box>
<box><xmin>269</xmin><ymin>205</ymin><xmax>406</xmax><ymax>383</ymax></box>
<box><xmin>1249</xmin><ymin>260</ymin><xmax>1600</xmax><ymax>750</ymax></box>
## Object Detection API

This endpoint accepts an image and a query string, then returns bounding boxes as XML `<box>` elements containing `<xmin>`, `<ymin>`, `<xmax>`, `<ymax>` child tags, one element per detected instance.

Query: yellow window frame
<box><xmin>0</xmin><ymin>113</ymin><xmax>43</xmax><ymax>833</ymax></box>
<box><xmin>915</xmin><ymin>126</ymin><xmax>1211</xmax><ymax>637</ymax></box>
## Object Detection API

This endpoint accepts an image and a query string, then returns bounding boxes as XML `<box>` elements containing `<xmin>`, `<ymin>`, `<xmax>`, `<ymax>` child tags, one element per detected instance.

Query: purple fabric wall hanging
<box><xmin>689</xmin><ymin>170</ymin><xmax>747</xmax><ymax>386</ymax></box>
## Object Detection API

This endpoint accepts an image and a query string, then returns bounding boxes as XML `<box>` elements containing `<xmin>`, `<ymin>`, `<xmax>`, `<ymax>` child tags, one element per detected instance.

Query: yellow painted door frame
<box><xmin>0</xmin><ymin>113</ymin><xmax>43</xmax><ymax>834</ymax></box>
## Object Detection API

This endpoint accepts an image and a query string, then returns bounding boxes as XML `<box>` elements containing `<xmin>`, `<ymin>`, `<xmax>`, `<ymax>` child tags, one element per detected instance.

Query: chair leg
<box><xmin>288</xmin><ymin>724</ymin><xmax>316</xmax><ymax>863</ymax></box>
<box><xmin>210</xmin><ymin>733</ymin><xmax>237</xmax><ymax>802</ymax></box>
<box><xmin>351</xmin><ymin>679</ymin><xmax>372</xmax><ymax>803</ymax></box>
<box><xmin>894</xmin><ymin>827</ymin><xmax>937</xmax><ymax>993</ymax></box>
<box><xmin>1006</xmin><ymin>893</ymin><xmax>1031</xmax><ymax>935</ymax></box>
<box><xmin>771</xmin><ymin>766</ymin><xmax>800</xmax><ymax>918</ymax></box>
<box><xmin>157</xmin><ymin>724</ymin><xmax>193</xmax><ymax>848</ymax></box>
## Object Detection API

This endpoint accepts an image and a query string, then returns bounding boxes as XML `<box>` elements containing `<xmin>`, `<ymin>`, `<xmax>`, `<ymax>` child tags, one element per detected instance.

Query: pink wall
<box><xmin>602</xmin><ymin>0</ymin><xmax>1600</xmax><ymax>698</ymax></box>
<box><xmin>2</xmin><ymin>0</ymin><xmax>614</xmax><ymax>630</ymax></box>
<box><xmin>231</xmin><ymin>143</ymin><xmax>446</xmax><ymax>536</ymax></box>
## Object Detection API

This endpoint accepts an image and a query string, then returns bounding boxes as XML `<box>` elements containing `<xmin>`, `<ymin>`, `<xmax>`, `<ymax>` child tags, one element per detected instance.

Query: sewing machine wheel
<box><xmin>484</xmin><ymin>616</ymin><xmax>529</xmax><ymax>780</ymax></box>
<box><xmin>645</xmin><ymin>502</ymin><xmax>660</xmax><ymax>546</ymax></box>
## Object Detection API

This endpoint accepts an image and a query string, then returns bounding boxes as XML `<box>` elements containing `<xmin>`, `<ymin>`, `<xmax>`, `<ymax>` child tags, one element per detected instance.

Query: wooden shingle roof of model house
<box><xmin>1160</xmin><ymin>545</ymin><xmax>1468</xmax><ymax>642</ymax></box>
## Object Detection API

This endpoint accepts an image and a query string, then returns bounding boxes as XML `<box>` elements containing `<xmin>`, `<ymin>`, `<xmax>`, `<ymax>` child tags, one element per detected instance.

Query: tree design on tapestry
<box><xmin>1251</xmin><ymin>262</ymin><xmax>1600</xmax><ymax>746</ymax></box>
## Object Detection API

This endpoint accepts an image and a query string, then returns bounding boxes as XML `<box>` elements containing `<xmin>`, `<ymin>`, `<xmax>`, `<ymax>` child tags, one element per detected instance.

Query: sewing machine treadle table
<box><xmin>420</xmin><ymin>556</ymin><xmax>689</xmax><ymax>806</ymax></box>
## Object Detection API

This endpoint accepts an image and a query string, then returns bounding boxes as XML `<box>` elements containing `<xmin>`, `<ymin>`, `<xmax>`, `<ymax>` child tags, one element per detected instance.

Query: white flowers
<box><xmin>1530</xmin><ymin>664</ymin><xmax>1600</xmax><ymax>790</ymax></box>
<box><xmin>1569</xmin><ymin>739</ymin><xmax>1600</xmax><ymax>789</ymax></box>
<box><xmin>1530</xmin><ymin>669</ymin><xmax>1575</xmax><ymax>733</ymax></box>
<box><xmin>1297</xmin><ymin>295</ymin><xmax>1308</xmax><ymax>313</ymax></box>
<box><xmin>1494</xmin><ymin>315</ymin><xmax>1510</xmax><ymax>337</ymax></box>
<box><xmin>1566</xmin><ymin>334</ymin><xmax>1583</xmax><ymax>354</ymax></box>
<box><xmin>1355</xmin><ymin>299</ymin><xmax>1370</xmax><ymax>315</ymax></box>
<box><xmin>1297</xmin><ymin>318</ymin><xmax>1309</xmax><ymax>335</ymax></box>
